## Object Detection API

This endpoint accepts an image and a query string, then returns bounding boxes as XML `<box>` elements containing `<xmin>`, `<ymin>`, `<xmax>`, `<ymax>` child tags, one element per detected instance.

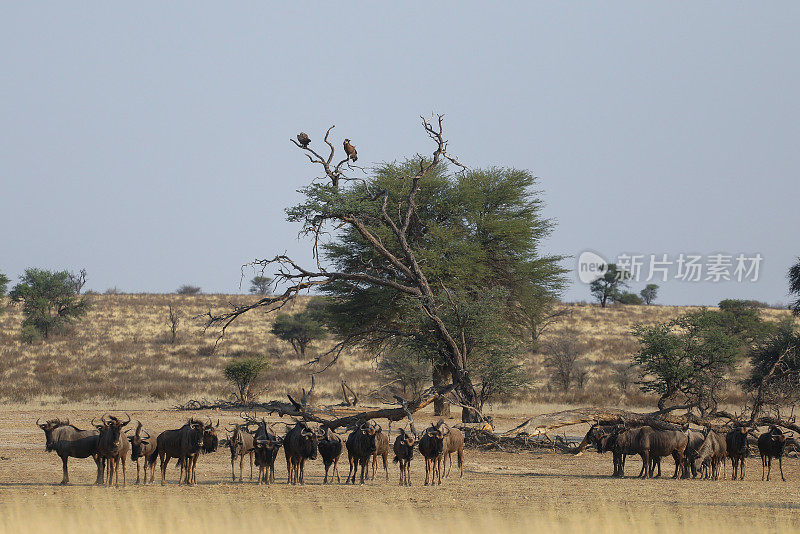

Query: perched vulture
<box><xmin>343</xmin><ymin>139</ymin><xmax>358</xmax><ymax>162</ymax></box>
<box><xmin>297</xmin><ymin>132</ymin><xmax>311</xmax><ymax>148</ymax></box>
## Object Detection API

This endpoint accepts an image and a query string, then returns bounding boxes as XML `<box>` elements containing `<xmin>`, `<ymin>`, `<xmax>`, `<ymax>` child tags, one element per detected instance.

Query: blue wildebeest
<box><xmin>393</xmin><ymin>428</ymin><xmax>416</xmax><ymax>486</ymax></box>
<box><xmin>37</xmin><ymin>418</ymin><xmax>104</xmax><ymax>485</ymax></box>
<box><xmin>253</xmin><ymin>421</ymin><xmax>283</xmax><ymax>485</ymax></box>
<box><xmin>151</xmin><ymin>418</ymin><xmax>205</xmax><ymax>486</ymax></box>
<box><xmin>227</xmin><ymin>423</ymin><xmax>255</xmax><ymax>482</ymax></box>
<box><xmin>418</xmin><ymin>423</ymin><xmax>445</xmax><ymax>486</ymax></box>
<box><xmin>370</xmin><ymin>426</ymin><xmax>389</xmax><ymax>481</ymax></box>
<box><xmin>695</xmin><ymin>429</ymin><xmax>727</xmax><ymax>480</ymax></box>
<box><xmin>127</xmin><ymin>421</ymin><xmax>156</xmax><ymax>485</ymax></box>
<box><xmin>346</xmin><ymin>421</ymin><xmax>380</xmax><ymax>485</ymax></box>
<box><xmin>94</xmin><ymin>414</ymin><xmax>131</xmax><ymax>487</ymax></box>
<box><xmin>185</xmin><ymin>418</ymin><xmax>219</xmax><ymax>485</ymax></box>
<box><xmin>284</xmin><ymin>421</ymin><xmax>320</xmax><ymax>485</ymax></box>
<box><xmin>318</xmin><ymin>427</ymin><xmax>343</xmax><ymax>484</ymax></box>
<box><xmin>726</xmin><ymin>426</ymin><xmax>750</xmax><ymax>480</ymax></box>
<box><xmin>758</xmin><ymin>425</ymin><xmax>789</xmax><ymax>481</ymax></box>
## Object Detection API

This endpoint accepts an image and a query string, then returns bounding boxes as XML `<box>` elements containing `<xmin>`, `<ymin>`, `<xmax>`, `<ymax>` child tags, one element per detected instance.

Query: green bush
<box><xmin>224</xmin><ymin>357</ymin><xmax>270</xmax><ymax>404</ymax></box>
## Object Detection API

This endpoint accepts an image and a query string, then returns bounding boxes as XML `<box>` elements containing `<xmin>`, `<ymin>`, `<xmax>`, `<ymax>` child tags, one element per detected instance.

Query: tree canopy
<box><xmin>9</xmin><ymin>268</ymin><xmax>89</xmax><ymax>340</ymax></box>
<box><xmin>632</xmin><ymin>300</ymin><xmax>775</xmax><ymax>414</ymax></box>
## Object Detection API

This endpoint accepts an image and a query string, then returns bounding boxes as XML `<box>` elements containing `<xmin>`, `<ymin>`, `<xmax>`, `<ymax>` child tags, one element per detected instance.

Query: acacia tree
<box><xmin>270</xmin><ymin>310</ymin><xmax>326</xmax><ymax>357</ymax></box>
<box><xmin>632</xmin><ymin>300</ymin><xmax>774</xmax><ymax>415</ymax></box>
<box><xmin>590</xmin><ymin>264</ymin><xmax>630</xmax><ymax>307</ymax></box>
<box><xmin>205</xmin><ymin>116</ymin><xmax>566</xmax><ymax>422</ymax></box>
<box><xmin>640</xmin><ymin>283</ymin><xmax>659</xmax><ymax>305</ymax></box>
<box><xmin>9</xmin><ymin>268</ymin><xmax>90</xmax><ymax>339</ymax></box>
<box><xmin>249</xmin><ymin>275</ymin><xmax>273</xmax><ymax>295</ymax></box>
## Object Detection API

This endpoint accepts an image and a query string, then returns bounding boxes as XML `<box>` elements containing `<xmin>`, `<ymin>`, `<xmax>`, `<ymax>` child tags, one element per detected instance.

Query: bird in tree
<box><xmin>297</xmin><ymin>132</ymin><xmax>311</xmax><ymax>148</ymax></box>
<box><xmin>343</xmin><ymin>139</ymin><xmax>357</xmax><ymax>162</ymax></box>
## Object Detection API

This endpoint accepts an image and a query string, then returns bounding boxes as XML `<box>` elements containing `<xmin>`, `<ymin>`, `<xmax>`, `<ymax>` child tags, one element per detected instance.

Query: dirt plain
<box><xmin>2</xmin><ymin>404</ymin><xmax>799</xmax><ymax>527</ymax></box>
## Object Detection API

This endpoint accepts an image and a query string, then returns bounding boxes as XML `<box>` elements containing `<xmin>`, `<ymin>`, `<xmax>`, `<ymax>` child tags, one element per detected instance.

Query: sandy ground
<box><xmin>2</xmin><ymin>406</ymin><xmax>799</xmax><ymax>522</ymax></box>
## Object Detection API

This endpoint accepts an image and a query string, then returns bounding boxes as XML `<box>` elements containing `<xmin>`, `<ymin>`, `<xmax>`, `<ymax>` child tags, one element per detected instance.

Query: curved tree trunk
<box><xmin>432</xmin><ymin>364</ymin><xmax>450</xmax><ymax>417</ymax></box>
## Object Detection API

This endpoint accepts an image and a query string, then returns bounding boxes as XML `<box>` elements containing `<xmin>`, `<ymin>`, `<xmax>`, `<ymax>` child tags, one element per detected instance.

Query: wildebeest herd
<box><xmin>36</xmin><ymin>415</ymin><xmax>464</xmax><ymax>487</ymax></box>
<box><xmin>577</xmin><ymin>423</ymin><xmax>795</xmax><ymax>481</ymax></box>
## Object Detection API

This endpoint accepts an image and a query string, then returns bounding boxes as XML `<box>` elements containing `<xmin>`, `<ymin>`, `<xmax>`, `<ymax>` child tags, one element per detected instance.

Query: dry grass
<box><xmin>0</xmin><ymin>295</ymin><xmax>795</xmax><ymax>407</ymax></box>
<box><xmin>1</xmin><ymin>498</ymin><xmax>798</xmax><ymax>534</ymax></box>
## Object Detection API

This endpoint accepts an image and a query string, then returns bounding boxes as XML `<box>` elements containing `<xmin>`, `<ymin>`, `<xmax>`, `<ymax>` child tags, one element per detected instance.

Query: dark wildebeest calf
<box><xmin>726</xmin><ymin>426</ymin><xmax>749</xmax><ymax>480</ymax></box>
<box><xmin>253</xmin><ymin>422</ymin><xmax>283</xmax><ymax>485</ymax></box>
<box><xmin>393</xmin><ymin>428</ymin><xmax>416</xmax><ymax>486</ymax></box>
<box><xmin>37</xmin><ymin>418</ymin><xmax>104</xmax><ymax>485</ymax></box>
<box><xmin>128</xmin><ymin>421</ymin><xmax>156</xmax><ymax>485</ymax></box>
<box><xmin>284</xmin><ymin>421</ymin><xmax>319</xmax><ymax>485</ymax></box>
<box><xmin>418</xmin><ymin>423</ymin><xmax>445</xmax><ymax>486</ymax></box>
<box><xmin>227</xmin><ymin>423</ymin><xmax>255</xmax><ymax>482</ymax></box>
<box><xmin>150</xmin><ymin>418</ymin><xmax>205</xmax><ymax>486</ymax></box>
<box><xmin>95</xmin><ymin>414</ymin><xmax>131</xmax><ymax>487</ymax></box>
<box><xmin>345</xmin><ymin>421</ymin><xmax>379</xmax><ymax>485</ymax></box>
<box><xmin>758</xmin><ymin>425</ymin><xmax>788</xmax><ymax>481</ymax></box>
<box><xmin>318</xmin><ymin>427</ymin><xmax>343</xmax><ymax>484</ymax></box>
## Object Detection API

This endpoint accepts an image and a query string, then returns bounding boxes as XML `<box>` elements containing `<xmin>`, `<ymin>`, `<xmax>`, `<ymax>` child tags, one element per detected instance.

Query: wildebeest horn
<box><xmin>36</xmin><ymin>418</ymin><xmax>42</xmax><ymax>428</ymax></box>
<box><xmin>121</xmin><ymin>413</ymin><xmax>131</xmax><ymax>426</ymax></box>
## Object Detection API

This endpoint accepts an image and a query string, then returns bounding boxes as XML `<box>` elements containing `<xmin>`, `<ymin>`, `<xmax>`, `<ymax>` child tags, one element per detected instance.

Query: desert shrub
<box><xmin>176</xmin><ymin>285</ymin><xmax>202</xmax><ymax>295</ymax></box>
<box><xmin>197</xmin><ymin>344</ymin><xmax>216</xmax><ymax>357</ymax></box>
<box><xmin>617</xmin><ymin>292</ymin><xmax>643</xmax><ymax>305</ymax></box>
<box><xmin>542</xmin><ymin>332</ymin><xmax>587</xmax><ymax>393</ymax></box>
<box><xmin>224</xmin><ymin>357</ymin><xmax>270</xmax><ymax>404</ymax></box>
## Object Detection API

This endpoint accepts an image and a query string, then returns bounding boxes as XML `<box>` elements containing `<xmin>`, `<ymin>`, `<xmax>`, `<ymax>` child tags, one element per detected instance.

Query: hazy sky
<box><xmin>2</xmin><ymin>3</ymin><xmax>798</xmax><ymax>305</ymax></box>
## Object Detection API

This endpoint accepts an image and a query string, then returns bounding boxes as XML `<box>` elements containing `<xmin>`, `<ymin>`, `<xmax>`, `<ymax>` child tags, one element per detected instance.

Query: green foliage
<box><xmin>0</xmin><ymin>272</ymin><xmax>9</xmax><ymax>315</ymax></box>
<box><xmin>744</xmin><ymin>319</ymin><xmax>800</xmax><ymax>407</ymax></box>
<box><xmin>249</xmin><ymin>275</ymin><xmax>272</xmax><ymax>295</ymax></box>
<box><xmin>632</xmin><ymin>300</ymin><xmax>775</xmax><ymax>414</ymax></box>
<box><xmin>377</xmin><ymin>351</ymin><xmax>431</xmax><ymax>398</ymax></box>
<box><xmin>270</xmin><ymin>308</ymin><xmax>327</xmax><ymax>356</ymax></box>
<box><xmin>9</xmin><ymin>268</ymin><xmax>90</xmax><ymax>340</ymax></box>
<box><xmin>789</xmin><ymin>258</ymin><xmax>800</xmax><ymax>316</ymax></box>
<box><xmin>589</xmin><ymin>264</ymin><xmax>631</xmax><ymax>307</ymax></box>
<box><xmin>640</xmin><ymin>284</ymin><xmax>659</xmax><ymax>305</ymax></box>
<box><xmin>224</xmin><ymin>357</ymin><xmax>270</xmax><ymax>404</ymax></box>
<box><xmin>617</xmin><ymin>291</ymin><xmax>644</xmax><ymax>305</ymax></box>
<box><xmin>302</xmin><ymin>163</ymin><xmax>566</xmax><ymax>405</ymax></box>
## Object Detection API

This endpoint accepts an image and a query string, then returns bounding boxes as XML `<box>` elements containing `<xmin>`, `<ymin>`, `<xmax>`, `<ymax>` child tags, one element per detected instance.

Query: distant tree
<box><xmin>640</xmin><ymin>284</ymin><xmax>659</xmax><ymax>305</ymax></box>
<box><xmin>590</xmin><ymin>264</ymin><xmax>631</xmax><ymax>307</ymax></box>
<box><xmin>790</xmin><ymin>258</ymin><xmax>800</xmax><ymax>316</ymax></box>
<box><xmin>167</xmin><ymin>305</ymin><xmax>181</xmax><ymax>344</ymax></box>
<box><xmin>632</xmin><ymin>301</ymin><xmax>774</xmax><ymax>415</ymax></box>
<box><xmin>9</xmin><ymin>268</ymin><xmax>90</xmax><ymax>340</ymax></box>
<box><xmin>616</xmin><ymin>291</ymin><xmax>644</xmax><ymax>305</ymax></box>
<box><xmin>67</xmin><ymin>268</ymin><xmax>88</xmax><ymax>295</ymax></box>
<box><xmin>104</xmin><ymin>287</ymin><xmax>122</xmax><ymax>295</ymax></box>
<box><xmin>249</xmin><ymin>275</ymin><xmax>273</xmax><ymax>295</ymax></box>
<box><xmin>543</xmin><ymin>332</ymin><xmax>586</xmax><ymax>393</ymax></box>
<box><xmin>270</xmin><ymin>311</ymin><xmax>326</xmax><ymax>357</ymax></box>
<box><xmin>0</xmin><ymin>272</ymin><xmax>9</xmax><ymax>314</ymax></box>
<box><xmin>377</xmin><ymin>351</ymin><xmax>431</xmax><ymax>399</ymax></box>
<box><xmin>224</xmin><ymin>357</ymin><xmax>270</xmax><ymax>404</ymax></box>
<box><xmin>176</xmin><ymin>285</ymin><xmax>202</xmax><ymax>295</ymax></box>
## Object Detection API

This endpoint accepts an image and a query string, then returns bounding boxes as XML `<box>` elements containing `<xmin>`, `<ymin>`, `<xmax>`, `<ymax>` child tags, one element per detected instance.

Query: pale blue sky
<box><xmin>2</xmin><ymin>3</ymin><xmax>798</xmax><ymax>305</ymax></box>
